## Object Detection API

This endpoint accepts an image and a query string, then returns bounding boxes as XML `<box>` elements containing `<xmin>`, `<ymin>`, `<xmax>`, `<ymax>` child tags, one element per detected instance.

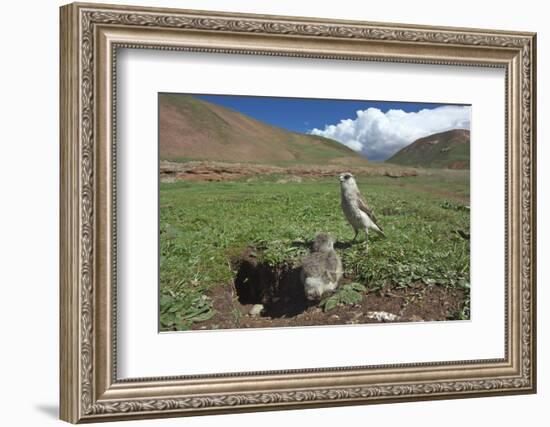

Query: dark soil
<box><xmin>190</xmin><ymin>249</ymin><xmax>468</xmax><ymax>331</ymax></box>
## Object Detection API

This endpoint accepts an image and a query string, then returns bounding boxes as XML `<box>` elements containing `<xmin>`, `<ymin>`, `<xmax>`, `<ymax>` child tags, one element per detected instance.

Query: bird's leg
<box><xmin>364</xmin><ymin>229</ymin><xmax>369</xmax><ymax>251</ymax></box>
<box><xmin>352</xmin><ymin>229</ymin><xmax>359</xmax><ymax>242</ymax></box>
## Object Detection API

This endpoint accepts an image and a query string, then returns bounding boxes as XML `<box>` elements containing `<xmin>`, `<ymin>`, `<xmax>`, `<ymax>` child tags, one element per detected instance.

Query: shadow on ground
<box><xmin>35</xmin><ymin>404</ymin><xmax>58</xmax><ymax>419</ymax></box>
<box><xmin>234</xmin><ymin>253</ymin><xmax>315</xmax><ymax>318</ymax></box>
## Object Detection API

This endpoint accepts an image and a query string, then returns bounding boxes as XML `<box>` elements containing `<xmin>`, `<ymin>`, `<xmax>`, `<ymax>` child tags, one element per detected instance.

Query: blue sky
<box><xmin>195</xmin><ymin>94</ymin><xmax>446</xmax><ymax>134</ymax></box>
<box><xmin>191</xmin><ymin>94</ymin><xmax>471</xmax><ymax>161</ymax></box>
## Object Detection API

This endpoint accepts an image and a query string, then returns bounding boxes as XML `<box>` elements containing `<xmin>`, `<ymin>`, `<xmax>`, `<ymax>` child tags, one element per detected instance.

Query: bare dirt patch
<box><xmin>449</xmin><ymin>161</ymin><xmax>468</xmax><ymax>169</ymax></box>
<box><xmin>190</xmin><ymin>249</ymin><xmax>467</xmax><ymax>331</ymax></box>
<box><xmin>160</xmin><ymin>160</ymin><xmax>422</xmax><ymax>183</ymax></box>
<box><xmin>192</xmin><ymin>281</ymin><xmax>466</xmax><ymax>330</ymax></box>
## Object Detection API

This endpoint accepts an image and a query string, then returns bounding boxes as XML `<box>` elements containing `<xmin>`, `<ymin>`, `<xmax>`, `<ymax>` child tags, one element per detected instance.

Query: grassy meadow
<box><xmin>159</xmin><ymin>171</ymin><xmax>470</xmax><ymax>331</ymax></box>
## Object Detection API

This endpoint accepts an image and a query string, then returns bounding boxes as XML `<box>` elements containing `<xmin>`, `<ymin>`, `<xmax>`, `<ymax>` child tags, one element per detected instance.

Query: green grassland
<box><xmin>159</xmin><ymin>171</ymin><xmax>470</xmax><ymax>331</ymax></box>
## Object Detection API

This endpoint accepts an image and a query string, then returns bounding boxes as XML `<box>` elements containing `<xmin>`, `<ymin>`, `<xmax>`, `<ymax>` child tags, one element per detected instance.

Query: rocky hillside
<box><xmin>159</xmin><ymin>94</ymin><xmax>369</xmax><ymax>165</ymax></box>
<box><xmin>386</xmin><ymin>129</ymin><xmax>470</xmax><ymax>169</ymax></box>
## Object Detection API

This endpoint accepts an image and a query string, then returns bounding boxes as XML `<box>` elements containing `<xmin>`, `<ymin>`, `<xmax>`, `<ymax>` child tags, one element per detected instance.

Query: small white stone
<box><xmin>249</xmin><ymin>304</ymin><xmax>264</xmax><ymax>317</ymax></box>
<box><xmin>366</xmin><ymin>311</ymin><xmax>400</xmax><ymax>322</ymax></box>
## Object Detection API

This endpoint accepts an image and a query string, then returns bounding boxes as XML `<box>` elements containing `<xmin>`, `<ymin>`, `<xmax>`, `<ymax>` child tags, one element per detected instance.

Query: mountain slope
<box><xmin>386</xmin><ymin>129</ymin><xmax>470</xmax><ymax>169</ymax></box>
<box><xmin>159</xmin><ymin>94</ymin><xmax>368</xmax><ymax>165</ymax></box>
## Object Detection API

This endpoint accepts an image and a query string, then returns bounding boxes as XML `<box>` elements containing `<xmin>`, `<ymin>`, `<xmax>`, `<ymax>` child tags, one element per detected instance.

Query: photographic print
<box><xmin>159</xmin><ymin>93</ymin><xmax>472</xmax><ymax>331</ymax></box>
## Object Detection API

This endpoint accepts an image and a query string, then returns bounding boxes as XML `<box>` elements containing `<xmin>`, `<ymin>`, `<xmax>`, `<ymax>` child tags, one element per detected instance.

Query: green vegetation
<box><xmin>320</xmin><ymin>283</ymin><xmax>367</xmax><ymax>312</ymax></box>
<box><xmin>159</xmin><ymin>172</ymin><xmax>470</xmax><ymax>330</ymax></box>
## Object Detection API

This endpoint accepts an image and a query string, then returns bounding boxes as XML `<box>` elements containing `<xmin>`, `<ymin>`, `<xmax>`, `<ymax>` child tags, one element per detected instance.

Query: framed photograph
<box><xmin>59</xmin><ymin>2</ymin><xmax>537</xmax><ymax>423</ymax></box>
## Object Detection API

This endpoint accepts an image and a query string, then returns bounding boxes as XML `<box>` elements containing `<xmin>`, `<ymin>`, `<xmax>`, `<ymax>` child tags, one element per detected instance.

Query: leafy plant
<box><xmin>440</xmin><ymin>200</ymin><xmax>470</xmax><ymax>212</ymax></box>
<box><xmin>319</xmin><ymin>283</ymin><xmax>367</xmax><ymax>312</ymax></box>
<box><xmin>160</xmin><ymin>292</ymin><xmax>215</xmax><ymax>330</ymax></box>
<box><xmin>456</xmin><ymin>279</ymin><xmax>471</xmax><ymax>320</ymax></box>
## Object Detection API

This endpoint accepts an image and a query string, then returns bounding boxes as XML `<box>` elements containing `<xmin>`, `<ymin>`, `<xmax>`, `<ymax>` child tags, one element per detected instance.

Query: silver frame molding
<box><xmin>60</xmin><ymin>2</ymin><xmax>536</xmax><ymax>423</ymax></box>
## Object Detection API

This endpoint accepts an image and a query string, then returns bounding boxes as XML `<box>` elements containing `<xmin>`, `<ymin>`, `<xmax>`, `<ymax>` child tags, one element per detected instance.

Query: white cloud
<box><xmin>310</xmin><ymin>105</ymin><xmax>471</xmax><ymax>161</ymax></box>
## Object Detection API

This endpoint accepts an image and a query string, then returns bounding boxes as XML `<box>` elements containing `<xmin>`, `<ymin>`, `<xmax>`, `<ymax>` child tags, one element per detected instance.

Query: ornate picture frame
<box><xmin>60</xmin><ymin>2</ymin><xmax>536</xmax><ymax>423</ymax></box>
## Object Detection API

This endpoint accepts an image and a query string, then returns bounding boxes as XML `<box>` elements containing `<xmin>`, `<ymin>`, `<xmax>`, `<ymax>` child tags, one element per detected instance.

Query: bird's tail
<box><xmin>372</xmin><ymin>223</ymin><xmax>386</xmax><ymax>238</ymax></box>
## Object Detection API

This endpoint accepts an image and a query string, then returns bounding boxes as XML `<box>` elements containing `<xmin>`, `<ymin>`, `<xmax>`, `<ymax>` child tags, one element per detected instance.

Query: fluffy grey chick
<box><xmin>339</xmin><ymin>172</ymin><xmax>385</xmax><ymax>243</ymax></box>
<box><xmin>300</xmin><ymin>233</ymin><xmax>343</xmax><ymax>301</ymax></box>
